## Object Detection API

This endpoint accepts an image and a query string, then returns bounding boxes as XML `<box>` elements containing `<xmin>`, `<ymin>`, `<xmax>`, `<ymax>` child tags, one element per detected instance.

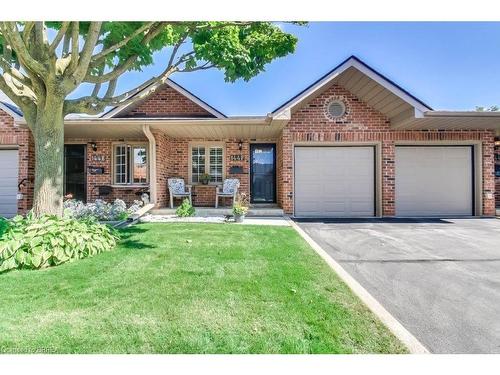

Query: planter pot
<box><xmin>201</xmin><ymin>180</ymin><xmax>209</xmax><ymax>185</ymax></box>
<box><xmin>234</xmin><ymin>214</ymin><xmax>245</xmax><ymax>223</ymax></box>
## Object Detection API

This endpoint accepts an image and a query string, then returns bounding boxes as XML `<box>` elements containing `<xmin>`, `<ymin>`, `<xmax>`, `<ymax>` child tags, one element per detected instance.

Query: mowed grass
<box><xmin>0</xmin><ymin>223</ymin><xmax>407</xmax><ymax>354</ymax></box>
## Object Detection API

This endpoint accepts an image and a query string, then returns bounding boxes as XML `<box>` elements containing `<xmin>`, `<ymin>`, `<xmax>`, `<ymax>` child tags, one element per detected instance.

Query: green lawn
<box><xmin>0</xmin><ymin>223</ymin><xmax>406</xmax><ymax>354</ymax></box>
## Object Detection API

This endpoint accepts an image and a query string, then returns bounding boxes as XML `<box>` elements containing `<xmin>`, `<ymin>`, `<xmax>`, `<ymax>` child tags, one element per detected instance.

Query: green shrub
<box><xmin>0</xmin><ymin>214</ymin><xmax>119</xmax><ymax>273</ymax></box>
<box><xmin>175</xmin><ymin>199</ymin><xmax>195</xmax><ymax>217</ymax></box>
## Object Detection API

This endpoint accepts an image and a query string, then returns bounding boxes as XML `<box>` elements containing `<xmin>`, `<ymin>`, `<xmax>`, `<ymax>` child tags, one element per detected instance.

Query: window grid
<box><xmin>114</xmin><ymin>144</ymin><xmax>148</xmax><ymax>185</ymax></box>
<box><xmin>209</xmin><ymin>147</ymin><xmax>223</xmax><ymax>183</ymax></box>
<box><xmin>115</xmin><ymin>145</ymin><xmax>127</xmax><ymax>184</ymax></box>
<box><xmin>191</xmin><ymin>146</ymin><xmax>206</xmax><ymax>183</ymax></box>
<box><xmin>190</xmin><ymin>145</ymin><xmax>223</xmax><ymax>184</ymax></box>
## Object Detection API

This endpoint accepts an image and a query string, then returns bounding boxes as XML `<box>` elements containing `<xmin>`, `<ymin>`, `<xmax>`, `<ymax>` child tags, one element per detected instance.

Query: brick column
<box><xmin>153</xmin><ymin>132</ymin><xmax>170</xmax><ymax>208</ymax></box>
<box><xmin>279</xmin><ymin>129</ymin><xmax>293</xmax><ymax>214</ymax></box>
<box><xmin>382</xmin><ymin>140</ymin><xmax>395</xmax><ymax>216</ymax></box>
<box><xmin>482</xmin><ymin>132</ymin><xmax>496</xmax><ymax>216</ymax></box>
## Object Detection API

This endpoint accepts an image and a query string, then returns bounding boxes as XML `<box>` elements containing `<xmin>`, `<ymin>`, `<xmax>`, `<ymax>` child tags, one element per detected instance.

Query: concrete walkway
<box><xmin>140</xmin><ymin>214</ymin><xmax>290</xmax><ymax>226</ymax></box>
<box><xmin>296</xmin><ymin>218</ymin><xmax>500</xmax><ymax>353</ymax></box>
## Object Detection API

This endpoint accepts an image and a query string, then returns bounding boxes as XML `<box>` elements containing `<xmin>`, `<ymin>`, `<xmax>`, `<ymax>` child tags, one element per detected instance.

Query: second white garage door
<box><xmin>294</xmin><ymin>147</ymin><xmax>375</xmax><ymax>217</ymax></box>
<box><xmin>395</xmin><ymin>146</ymin><xmax>473</xmax><ymax>216</ymax></box>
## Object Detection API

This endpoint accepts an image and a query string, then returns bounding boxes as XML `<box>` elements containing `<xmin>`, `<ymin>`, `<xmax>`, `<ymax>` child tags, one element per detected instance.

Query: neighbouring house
<box><xmin>1</xmin><ymin>55</ymin><xmax>500</xmax><ymax>218</ymax></box>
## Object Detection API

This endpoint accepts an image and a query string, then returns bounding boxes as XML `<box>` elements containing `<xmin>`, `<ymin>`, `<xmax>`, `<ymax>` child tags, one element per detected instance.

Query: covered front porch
<box><xmin>62</xmin><ymin>116</ymin><xmax>287</xmax><ymax>210</ymax></box>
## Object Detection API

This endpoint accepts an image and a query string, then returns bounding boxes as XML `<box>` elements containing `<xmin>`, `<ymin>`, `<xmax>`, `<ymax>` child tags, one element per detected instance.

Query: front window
<box><xmin>113</xmin><ymin>144</ymin><xmax>148</xmax><ymax>184</ymax></box>
<box><xmin>190</xmin><ymin>144</ymin><xmax>224</xmax><ymax>184</ymax></box>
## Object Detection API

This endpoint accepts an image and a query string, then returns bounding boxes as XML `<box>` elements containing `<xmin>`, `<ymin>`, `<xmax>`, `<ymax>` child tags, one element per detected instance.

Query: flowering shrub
<box><xmin>64</xmin><ymin>199</ymin><xmax>143</xmax><ymax>221</ymax></box>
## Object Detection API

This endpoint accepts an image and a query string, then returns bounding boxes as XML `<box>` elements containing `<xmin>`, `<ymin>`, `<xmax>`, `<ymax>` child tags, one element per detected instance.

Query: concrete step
<box><xmin>150</xmin><ymin>207</ymin><xmax>284</xmax><ymax>217</ymax></box>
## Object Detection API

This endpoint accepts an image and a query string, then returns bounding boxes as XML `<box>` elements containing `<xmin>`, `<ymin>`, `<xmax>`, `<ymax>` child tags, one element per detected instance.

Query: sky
<box><xmin>2</xmin><ymin>22</ymin><xmax>500</xmax><ymax>115</ymax></box>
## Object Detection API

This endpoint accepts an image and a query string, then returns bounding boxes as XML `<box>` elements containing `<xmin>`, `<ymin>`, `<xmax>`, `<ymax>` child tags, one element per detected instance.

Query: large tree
<box><xmin>0</xmin><ymin>22</ymin><xmax>299</xmax><ymax>216</ymax></box>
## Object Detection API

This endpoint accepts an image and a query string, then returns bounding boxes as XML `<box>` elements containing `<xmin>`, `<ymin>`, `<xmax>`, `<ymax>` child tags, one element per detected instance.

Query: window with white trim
<box><xmin>113</xmin><ymin>144</ymin><xmax>148</xmax><ymax>185</ymax></box>
<box><xmin>190</xmin><ymin>145</ymin><xmax>224</xmax><ymax>184</ymax></box>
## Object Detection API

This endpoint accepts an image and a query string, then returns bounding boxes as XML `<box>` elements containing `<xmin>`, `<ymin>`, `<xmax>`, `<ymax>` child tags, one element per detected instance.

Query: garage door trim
<box><xmin>293</xmin><ymin>144</ymin><xmax>379</xmax><ymax>218</ymax></box>
<box><xmin>395</xmin><ymin>144</ymin><xmax>476</xmax><ymax>217</ymax></box>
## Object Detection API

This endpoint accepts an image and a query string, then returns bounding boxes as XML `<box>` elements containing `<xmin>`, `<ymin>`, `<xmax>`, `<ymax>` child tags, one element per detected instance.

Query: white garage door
<box><xmin>294</xmin><ymin>147</ymin><xmax>375</xmax><ymax>217</ymax></box>
<box><xmin>395</xmin><ymin>146</ymin><xmax>473</xmax><ymax>216</ymax></box>
<box><xmin>0</xmin><ymin>149</ymin><xmax>19</xmax><ymax>218</ymax></box>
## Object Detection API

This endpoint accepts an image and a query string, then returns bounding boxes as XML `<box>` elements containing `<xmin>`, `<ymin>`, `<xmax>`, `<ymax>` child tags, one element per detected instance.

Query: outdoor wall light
<box><xmin>90</xmin><ymin>142</ymin><xmax>97</xmax><ymax>151</ymax></box>
<box><xmin>238</xmin><ymin>141</ymin><xmax>243</xmax><ymax>151</ymax></box>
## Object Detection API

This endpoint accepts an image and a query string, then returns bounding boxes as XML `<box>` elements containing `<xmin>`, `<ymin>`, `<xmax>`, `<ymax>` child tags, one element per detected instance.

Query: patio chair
<box><xmin>215</xmin><ymin>178</ymin><xmax>240</xmax><ymax>208</ymax></box>
<box><xmin>168</xmin><ymin>178</ymin><xmax>192</xmax><ymax>208</ymax></box>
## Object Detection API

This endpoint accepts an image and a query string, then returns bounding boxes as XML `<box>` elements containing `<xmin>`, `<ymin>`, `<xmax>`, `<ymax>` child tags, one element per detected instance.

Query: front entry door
<box><xmin>250</xmin><ymin>144</ymin><xmax>276</xmax><ymax>203</ymax></box>
<box><xmin>64</xmin><ymin>145</ymin><xmax>87</xmax><ymax>202</ymax></box>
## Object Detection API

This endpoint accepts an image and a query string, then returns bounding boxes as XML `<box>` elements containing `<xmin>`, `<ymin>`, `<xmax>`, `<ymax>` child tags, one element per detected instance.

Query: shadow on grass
<box><xmin>117</xmin><ymin>225</ymin><xmax>154</xmax><ymax>250</ymax></box>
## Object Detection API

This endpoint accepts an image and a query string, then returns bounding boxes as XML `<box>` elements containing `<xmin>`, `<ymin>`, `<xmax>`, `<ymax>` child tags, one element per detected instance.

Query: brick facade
<box><xmin>155</xmin><ymin>136</ymin><xmax>252</xmax><ymax>208</ymax></box>
<box><xmin>0</xmin><ymin>109</ymin><xmax>34</xmax><ymax>214</ymax></box>
<box><xmin>1</xmin><ymin>80</ymin><xmax>498</xmax><ymax>217</ymax></box>
<box><xmin>495</xmin><ymin>137</ymin><xmax>500</xmax><ymax>208</ymax></box>
<box><xmin>117</xmin><ymin>84</ymin><xmax>215</xmax><ymax>118</ymax></box>
<box><xmin>278</xmin><ymin>84</ymin><xmax>497</xmax><ymax>216</ymax></box>
<box><xmin>66</xmin><ymin>139</ymin><xmax>149</xmax><ymax>205</ymax></box>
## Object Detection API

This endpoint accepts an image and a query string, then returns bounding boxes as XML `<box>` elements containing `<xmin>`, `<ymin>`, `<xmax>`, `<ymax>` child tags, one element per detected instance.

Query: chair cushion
<box><xmin>168</xmin><ymin>178</ymin><xmax>186</xmax><ymax>194</ymax></box>
<box><xmin>222</xmin><ymin>179</ymin><xmax>239</xmax><ymax>194</ymax></box>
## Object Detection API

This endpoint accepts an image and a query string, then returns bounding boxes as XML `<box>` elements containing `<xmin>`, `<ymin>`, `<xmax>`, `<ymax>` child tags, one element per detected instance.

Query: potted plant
<box><xmin>232</xmin><ymin>193</ymin><xmax>249</xmax><ymax>223</ymax></box>
<box><xmin>200</xmin><ymin>173</ymin><xmax>211</xmax><ymax>185</ymax></box>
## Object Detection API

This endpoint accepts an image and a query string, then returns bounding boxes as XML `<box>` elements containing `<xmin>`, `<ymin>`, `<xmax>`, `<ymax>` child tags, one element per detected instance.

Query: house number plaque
<box><xmin>230</xmin><ymin>155</ymin><xmax>244</xmax><ymax>161</ymax></box>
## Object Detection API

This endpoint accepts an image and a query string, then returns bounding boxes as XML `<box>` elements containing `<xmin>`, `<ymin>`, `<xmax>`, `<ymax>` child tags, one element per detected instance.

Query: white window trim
<box><xmin>188</xmin><ymin>142</ymin><xmax>225</xmax><ymax>185</ymax></box>
<box><xmin>112</xmin><ymin>142</ymin><xmax>149</xmax><ymax>185</ymax></box>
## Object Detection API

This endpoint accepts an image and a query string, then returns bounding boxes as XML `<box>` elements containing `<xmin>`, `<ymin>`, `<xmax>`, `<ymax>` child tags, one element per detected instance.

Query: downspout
<box><xmin>142</xmin><ymin>124</ymin><xmax>157</xmax><ymax>205</ymax></box>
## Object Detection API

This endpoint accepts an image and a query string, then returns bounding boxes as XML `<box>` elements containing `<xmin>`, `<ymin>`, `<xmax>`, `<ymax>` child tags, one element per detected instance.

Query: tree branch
<box><xmin>0</xmin><ymin>22</ymin><xmax>47</xmax><ymax>76</ymax></box>
<box><xmin>67</xmin><ymin>21</ymin><xmax>80</xmax><ymax>75</ymax></box>
<box><xmin>21</xmin><ymin>21</ymin><xmax>34</xmax><ymax>44</ymax></box>
<box><xmin>65</xmin><ymin>65</ymin><xmax>177</xmax><ymax>115</ymax></box>
<box><xmin>91</xmin><ymin>22</ymin><xmax>156</xmax><ymax>63</ymax></box>
<box><xmin>85</xmin><ymin>23</ymin><xmax>169</xmax><ymax>84</ymax></box>
<box><xmin>70</xmin><ymin>21</ymin><xmax>102</xmax><ymax>83</ymax></box>
<box><xmin>0</xmin><ymin>56</ymin><xmax>31</xmax><ymax>85</ymax></box>
<box><xmin>49</xmin><ymin>22</ymin><xmax>70</xmax><ymax>55</ymax></box>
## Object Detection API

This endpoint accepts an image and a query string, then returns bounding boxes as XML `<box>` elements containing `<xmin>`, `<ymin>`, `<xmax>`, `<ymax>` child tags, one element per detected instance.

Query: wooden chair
<box><xmin>215</xmin><ymin>179</ymin><xmax>240</xmax><ymax>208</ymax></box>
<box><xmin>167</xmin><ymin>178</ymin><xmax>192</xmax><ymax>208</ymax></box>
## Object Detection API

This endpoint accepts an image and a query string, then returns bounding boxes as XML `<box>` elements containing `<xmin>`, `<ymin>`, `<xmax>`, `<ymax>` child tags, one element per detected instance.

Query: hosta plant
<box><xmin>0</xmin><ymin>214</ymin><xmax>119</xmax><ymax>273</ymax></box>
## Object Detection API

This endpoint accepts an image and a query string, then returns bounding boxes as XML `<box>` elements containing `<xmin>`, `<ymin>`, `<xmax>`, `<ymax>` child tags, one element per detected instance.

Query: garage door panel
<box><xmin>294</xmin><ymin>147</ymin><xmax>375</xmax><ymax>217</ymax></box>
<box><xmin>0</xmin><ymin>149</ymin><xmax>19</xmax><ymax>218</ymax></box>
<box><xmin>395</xmin><ymin>146</ymin><xmax>472</xmax><ymax>216</ymax></box>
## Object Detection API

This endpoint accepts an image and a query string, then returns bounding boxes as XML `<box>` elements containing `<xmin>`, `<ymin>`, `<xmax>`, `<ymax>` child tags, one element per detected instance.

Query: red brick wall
<box><xmin>279</xmin><ymin>84</ymin><xmax>496</xmax><ymax>216</ymax></box>
<box><xmin>156</xmin><ymin>138</ymin><xmax>255</xmax><ymax>208</ymax></box>
<box><xmin>0</xmin><ymin>109</ymin><xmax>34</xmax><ymax>214</ymax></box>
<box><xmin>66</xmin><ymin>139</ymin><xmax>149</xmax><ymax>205</ymax></box>
<box><xmin>495</xmin><ymin>138</ymin><xmax>500</xmax><ymax>208</ymax></box>
<box><xmin>118</xmin><ymin>85</ymin><xmax>215</xmax><ymax>118</ymax></box>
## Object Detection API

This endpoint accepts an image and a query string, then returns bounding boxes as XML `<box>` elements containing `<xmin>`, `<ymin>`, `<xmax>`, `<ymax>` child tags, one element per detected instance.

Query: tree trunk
<box><xmin>31</xmin><ymin>98</ymin><xmax>65</xmax><ymax>217</ymax></box>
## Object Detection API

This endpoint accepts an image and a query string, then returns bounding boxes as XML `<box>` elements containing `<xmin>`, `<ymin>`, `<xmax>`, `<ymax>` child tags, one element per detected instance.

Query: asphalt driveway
<box><xmin>296</xmin><ymin>218</ymin><xmax>500</xmax><ymax>353</ymax></box>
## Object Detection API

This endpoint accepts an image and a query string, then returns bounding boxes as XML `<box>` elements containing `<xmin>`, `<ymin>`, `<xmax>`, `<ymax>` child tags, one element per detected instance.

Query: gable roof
<box><xmin>271</xmin><ymin>55</ymin><xmax>433</xmax><ymax>119</ymax></box>
<box><xmin>102</xmin><ymin>78</ymin><xmax>226</xmax><ymax>119</ymax></box>
<box><xmin>0</xmin><ymin>101</ymin><xmax>23</xmax><ymax>119</ymax></box>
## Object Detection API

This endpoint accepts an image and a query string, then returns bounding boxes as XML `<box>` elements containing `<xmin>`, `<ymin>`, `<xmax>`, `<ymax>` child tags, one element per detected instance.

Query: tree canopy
<box><xmin>0</xmin><ymin>21</ymin><xmax>301</xmax><ymax>216</ymax></box>
<box><xmin>0</xmin><ymin>22</ymin><xmax>299</xmax><ymax>120</ymax></box>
